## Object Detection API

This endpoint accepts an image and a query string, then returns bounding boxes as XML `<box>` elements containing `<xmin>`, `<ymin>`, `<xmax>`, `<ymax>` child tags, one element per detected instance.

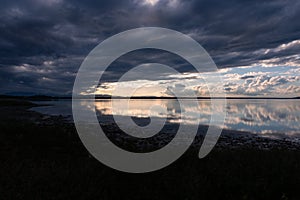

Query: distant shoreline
<box><xmin>1</xmin><ymin>95</ymin><xmax>299</xmax><ymax>100</ymax></box>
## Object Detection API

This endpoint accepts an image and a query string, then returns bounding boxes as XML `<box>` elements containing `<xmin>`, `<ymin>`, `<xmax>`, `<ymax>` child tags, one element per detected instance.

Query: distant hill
<box><xmin>0</xmin><ymin>95</ymin><xmax>71</xmax><ymax>100</ymax></box>
<box><xmin>1</xmin><ymin>94</ymin><xmax>299</xmax><ymax>100</ymax></box>
<box><xmin>4</xmin><ymin>92</ymin><xmax>37</xmax><ymax>96</ymax></box>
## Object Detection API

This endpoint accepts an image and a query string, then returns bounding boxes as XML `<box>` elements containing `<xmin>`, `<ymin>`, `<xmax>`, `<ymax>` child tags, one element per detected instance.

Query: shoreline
<box><xmin>1</xmin><ymin>99</ymin><xmax>300</xmax><ymax>199</ymax></box>
<box><xmin>1</xmin><ymin>99</ymin><xmax>299</xmax><ymax>151</ymax></box>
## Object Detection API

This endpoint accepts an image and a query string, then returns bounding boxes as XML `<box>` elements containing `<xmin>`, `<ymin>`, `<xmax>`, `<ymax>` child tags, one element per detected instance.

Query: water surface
<box><xmin>31</xmin><ymin>99</ymin><xmax>300</xmax><ymax>139</ymax></box>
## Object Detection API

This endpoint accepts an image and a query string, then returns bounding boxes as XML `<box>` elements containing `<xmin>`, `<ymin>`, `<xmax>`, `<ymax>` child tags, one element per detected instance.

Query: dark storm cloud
<box><xmin>0</xmin><ymin>0</ymin><xmax>299</xmax><ymax>94</ymax></box>
<box><xmin>240</xmin><ymin>75</ymin><xmax>255</xmax><ymax>80</ymax></box>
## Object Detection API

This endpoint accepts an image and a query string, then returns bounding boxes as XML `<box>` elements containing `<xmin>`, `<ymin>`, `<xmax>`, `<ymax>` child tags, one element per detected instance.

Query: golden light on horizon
<box><xmin>94</xmin><ymin>83</ymin><xmax>167</xmax><ymax>97</ymax></box>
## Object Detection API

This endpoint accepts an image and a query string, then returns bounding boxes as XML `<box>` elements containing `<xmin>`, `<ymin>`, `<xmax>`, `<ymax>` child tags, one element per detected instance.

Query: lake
<box><xmin>30</xmin><ymin>99</ymin><xmax>300</xmax><ymax>140</ymax></box>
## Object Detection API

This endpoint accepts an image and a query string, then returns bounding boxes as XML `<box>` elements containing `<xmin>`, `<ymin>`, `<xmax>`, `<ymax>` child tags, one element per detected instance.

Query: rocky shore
<box><xmin>20</xmin><ymin>106</ymin><xmax>300</xmax><ymax>152</ymax></box>
<box><xmin>2</xmin><ymin>98</ymin><xmax>299</xmax><ymax>154</ymax></box>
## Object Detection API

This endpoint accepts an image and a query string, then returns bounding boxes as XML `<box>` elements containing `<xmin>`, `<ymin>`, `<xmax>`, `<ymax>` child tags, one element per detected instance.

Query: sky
<box><xmin>0</xmin><ymin>0</ymin><xmax>300</xmax><ymax>97</ymax></box>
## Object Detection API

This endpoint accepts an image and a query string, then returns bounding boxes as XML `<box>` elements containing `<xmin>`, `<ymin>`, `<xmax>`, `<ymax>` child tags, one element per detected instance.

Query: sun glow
<box><xmin>142</xmin><ymin>0</ymin><xmax>160</xmax><ymax>6</ymax></box>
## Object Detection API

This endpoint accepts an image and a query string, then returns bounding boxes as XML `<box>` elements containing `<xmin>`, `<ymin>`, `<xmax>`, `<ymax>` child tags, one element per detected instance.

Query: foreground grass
<box><xmin>1</xmin><ymin>118</ymin><xmax>300</xmax><ymax>200</ymax></box>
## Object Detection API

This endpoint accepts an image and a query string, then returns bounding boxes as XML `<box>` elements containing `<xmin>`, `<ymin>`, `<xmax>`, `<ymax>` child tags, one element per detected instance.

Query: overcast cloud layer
<box><xmin>0</xmin><ymin>0</ymin><xmax>300</xmax><ymax>96</ymax></box>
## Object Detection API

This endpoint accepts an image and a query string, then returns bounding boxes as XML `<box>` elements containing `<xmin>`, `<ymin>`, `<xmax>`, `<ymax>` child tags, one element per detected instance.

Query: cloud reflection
<box><xmin>93</xmin><ymin>99</ymin><xmax>300</xmax><ymax>138</ymax></box>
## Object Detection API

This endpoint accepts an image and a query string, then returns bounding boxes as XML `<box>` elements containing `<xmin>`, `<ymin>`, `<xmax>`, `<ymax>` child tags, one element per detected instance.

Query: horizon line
<box><xmin>1</xmin><ymin>94</ymin><xmax>299</xmax><ymax>100</ymax></box>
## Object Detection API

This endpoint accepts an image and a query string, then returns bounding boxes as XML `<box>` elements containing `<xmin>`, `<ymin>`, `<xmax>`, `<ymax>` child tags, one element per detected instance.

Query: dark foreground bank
<box><xmin>0</xmin><ymin>99</ymin><xmax>300</xmax><ymax>200</ymax></box>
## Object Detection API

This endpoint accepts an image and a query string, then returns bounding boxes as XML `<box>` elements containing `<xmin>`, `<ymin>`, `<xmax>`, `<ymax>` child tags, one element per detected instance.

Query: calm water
<box><xmin>31</xmin><ymin>99</ymin><xmax>300</xmax><ymax>139</ymax></box>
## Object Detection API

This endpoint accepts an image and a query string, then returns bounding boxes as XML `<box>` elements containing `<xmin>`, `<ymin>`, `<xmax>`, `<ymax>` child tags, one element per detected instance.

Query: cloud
<box><xmin>93</xmin><ymin>64</ymin><xmax>300</xmax><ymax>97</ymax></box>
<box><xmin>0</xmin><ymin>0</ymin><xmax>300</xmax><ymax>95</ymax></box>
<box><xmin>240</xmin><ymin>75</ymin><xmax>255</xmax><ymax>80</ymax></box>
<box><xmin>225</xmin><ymin>74</ymin><xmax>300</xmax><ymax>96</ymax></box>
